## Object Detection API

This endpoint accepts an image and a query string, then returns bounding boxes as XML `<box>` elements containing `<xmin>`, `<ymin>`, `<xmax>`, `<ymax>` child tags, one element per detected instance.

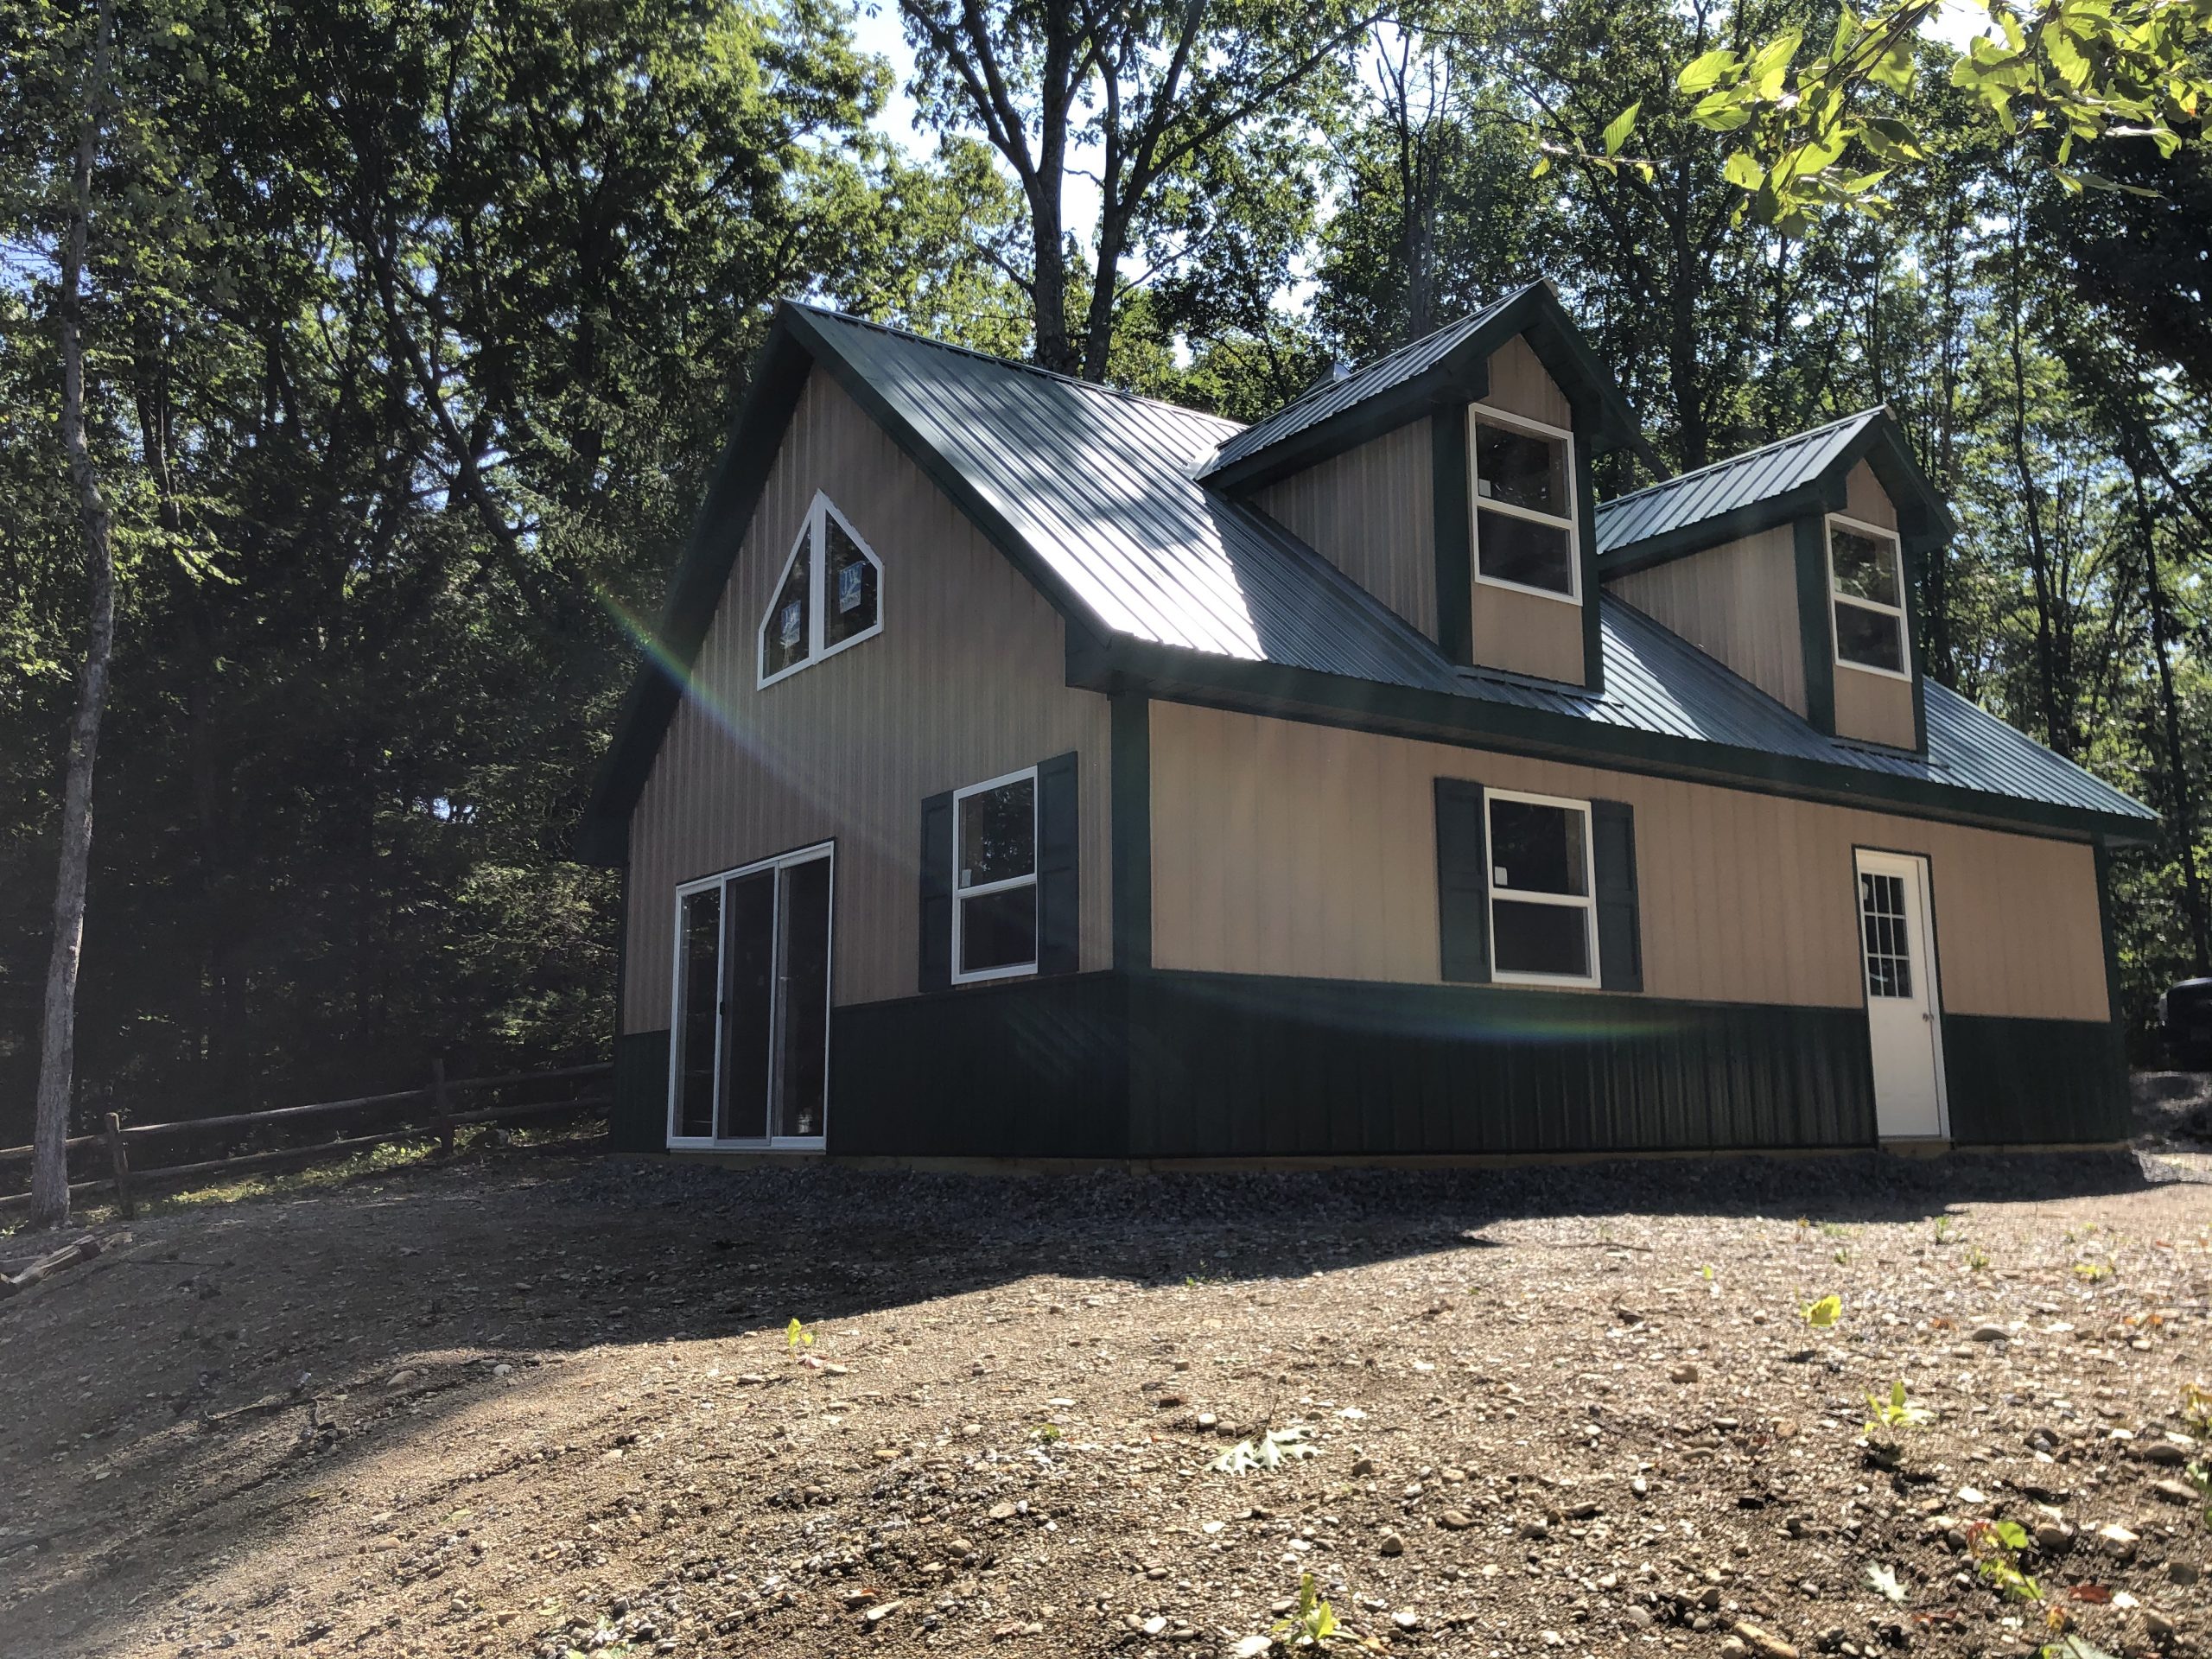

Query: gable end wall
<box><xmin>621</xmin><ymin>368</ymin><xmax>1112</xmax><ymax>1033</ymax></box>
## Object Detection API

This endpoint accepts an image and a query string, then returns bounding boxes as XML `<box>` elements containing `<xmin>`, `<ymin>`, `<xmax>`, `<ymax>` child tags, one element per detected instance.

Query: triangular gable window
<box><xmin>758</xmin><ymin>493</ymin><xmax>884</xmax><ymax>688</ymax></box>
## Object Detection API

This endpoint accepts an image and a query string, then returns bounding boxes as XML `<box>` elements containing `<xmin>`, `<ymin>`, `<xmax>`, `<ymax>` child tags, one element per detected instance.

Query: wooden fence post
<box><xmin>430</xmin><ymin>1058</ymin><xmax>454</xmax><ymax>1155</ymax></box>
<box><xmin>104</xmin><ymin>1112</ymin><xmax>133</xmax><ymax>1219</ymax></box>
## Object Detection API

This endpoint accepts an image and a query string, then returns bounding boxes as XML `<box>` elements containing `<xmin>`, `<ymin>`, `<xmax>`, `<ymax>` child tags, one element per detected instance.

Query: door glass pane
<box><xmin>1474</xmin><ymin>421</ymin><xmax>1569</xmax><ymax>517</ymax></box>
<box><xmin>958</xmin><ymin>885</ymin><xmax>1037</xmax><ymax>974</ymax></box>
<box><xmin>720</xmin><ymin>872</ymin><xmax>776</xmax><ymax>1139</ymax></box>
<box><xmin>823</xmin><ymin>516</ymin><xmax>879</xmax><ymax>647</ymax></box>
<box><xmin>762</xmin><ymin>537</ymin><xmax>810</xmax><ymax>677</ymax></box>
<box><xmin>1834</xmin><ymin>600</ymin><xmax>1905</xmax><ymax>672</ymax></box>
<box><xmin>1476</xmin><ymin>508</ymin><xmax>1574</xmax><ymax>594</ymax></box>
<box><xmin>1488</xmin><ymin>798</ymin><xmax>1586</xmax><ymax>895</ymax></box>
<box><xmin>773</xmin><ymin>857</ymin><xmax>831</xmax><ymax>1139</ymax></box>
<box><xmin>1859</xmin><ymin>872</ymin><xmax>1913</xmax><ymax>999</ymax></box>
<box><xmin>1493</xmin><ymin>899</ymin><xmax>1591</xmax><ymax>977</ymax></box>
<box><xmin>1830</xmin><ymin>524</ymin><xmax>1900</xmax><ymax>606</ymax></box>
<box><xmin>958</xmin><ymin>777</ymin><xmax>1035</xmax><ymax>887</ymax></box>
<box><xmin>674</xmin><ymin>887</ymin><xmax>721</xmax><ymax>1137</ymax></box>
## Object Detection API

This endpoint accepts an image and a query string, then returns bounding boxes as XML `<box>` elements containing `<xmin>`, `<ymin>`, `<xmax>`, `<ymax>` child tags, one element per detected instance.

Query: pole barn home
<box><xmin>578</xmin><ymin>283</ymin><xmax>2155</xmax><ymax>1161</ymax></box>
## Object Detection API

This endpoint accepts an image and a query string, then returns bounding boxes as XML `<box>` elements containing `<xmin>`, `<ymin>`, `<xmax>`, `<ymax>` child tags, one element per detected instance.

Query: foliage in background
<box><xmin>4</xmin><ymin>0</ymin><xmax>2209</xmax><ymax>1147</ymax></box>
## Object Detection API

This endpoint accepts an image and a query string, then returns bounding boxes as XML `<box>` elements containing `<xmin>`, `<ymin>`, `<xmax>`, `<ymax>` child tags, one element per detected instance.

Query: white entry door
<box><xmin>1854</xmin><ymin>850</ymin><xmax>1948</xmax><ymax>1139</ymax></box>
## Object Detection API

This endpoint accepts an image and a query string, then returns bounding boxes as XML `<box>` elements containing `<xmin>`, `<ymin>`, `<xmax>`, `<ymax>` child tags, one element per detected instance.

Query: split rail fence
<box><xmin>0</xmin><ymin>1059</ymin><xmax>612</xmax><ymax>1218</ymax></box>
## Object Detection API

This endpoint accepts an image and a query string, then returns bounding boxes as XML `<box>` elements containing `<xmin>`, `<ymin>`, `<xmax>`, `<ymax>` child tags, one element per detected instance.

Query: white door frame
<box><xmin>1853</xmin><ymin>847</ymin><xmax>1949</xmax><ymax>1141</ymax></box>
<box><xmin>666</xmin><ymin>840</ymin><xmax>835</xmax><ymax>1152</ymax></box>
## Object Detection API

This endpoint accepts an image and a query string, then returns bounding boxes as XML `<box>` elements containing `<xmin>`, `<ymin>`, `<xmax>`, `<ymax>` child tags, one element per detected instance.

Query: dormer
<box><xmin>1594</xmin><ymin>409</ymin><xmax>1953</xmax><ymax>754</ymax></box>
<box><xmin>1200</xmin><ymin>282</ymin><xmax>1642</xmax><ymax>692</ymax></box>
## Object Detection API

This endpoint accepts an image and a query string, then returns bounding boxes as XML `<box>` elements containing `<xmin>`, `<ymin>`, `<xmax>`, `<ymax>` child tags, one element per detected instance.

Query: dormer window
<box><xmin>1471</xmin><ymin>410</ymin><xmax>1580</xmax><ymax>601</ymax></box>
<box><xmin>1827</xmin><ymin>515</ymin><xmax>1908</xmax><ymax>677</ymax></box>
<box><xmin>758</xmin><ymin>492</ymin><xmax>883</xmax><ymax>688</ymax></box>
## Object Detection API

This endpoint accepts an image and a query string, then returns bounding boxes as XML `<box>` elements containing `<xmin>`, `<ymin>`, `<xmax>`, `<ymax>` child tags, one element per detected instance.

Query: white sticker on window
<box><xmin>1494</xmin><ymin>866</ymin><xmax>1510</xmax><ymax>887</ymax></box>
<box><xmin>779</xmin><ymin>601</ymin><xmax>802</xmax><ymax>647</ymax></box>
<box><xmin>1476</xmin><ymin>478</ymin><xmax>1493</xmax><ymax>499</ymax></box>
<box><xmin>837</xmin><ymin>562</ymin><xmax>863</xmax><ymax>613</ymax></box>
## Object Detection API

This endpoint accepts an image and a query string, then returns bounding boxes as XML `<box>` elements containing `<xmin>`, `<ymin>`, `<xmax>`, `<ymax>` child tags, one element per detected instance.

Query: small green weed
<box><xmin>1933</xmin><ymin>1216</ymin><xmax>1953</xmax><ymax>1243</ymax></box>
<box><xmin>1966</xmin><ymin>1246</ymin><xmax>1991</xmax><ymax>1272</ymax></box>
<box><xmin>1799</xmin><ymin>1293</ymin><xmax>1842</xmax><ymax>1328</ymax></box>
<box><xmin>1970</xmin><ymin>1519</ymin><xmax>2042</xmax><ymax>1602</ymax></box>
<box><xmin>1269</xmin><ymin>1573</ymin><xmax>1341</xmax><ymax>1649</ymax></box>
<box><xmin>1865</xmin><ymin>1380</ymin><xmax>1934</xmax><ymax>1433</ymax></box>
<box><xmin>785</xmin><ymin>1318</ymin><xmax>813</xmax><ymax>1351</ymax></box>
<box><xmin>1029</xmin><ymin>1423</ymin><xmax>1062</xmax><ymax>1444</ymax></box>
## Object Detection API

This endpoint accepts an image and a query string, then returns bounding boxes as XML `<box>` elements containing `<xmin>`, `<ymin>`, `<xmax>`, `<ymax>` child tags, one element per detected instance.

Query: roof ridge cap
<box><xmin>787</xmin><ymin>302</ymin><xmax>1243</xmax><ymax>430</ymax></box>
<box><xmin>1596</xmin><ymin>405</ymin><xmax>1890</xmax><ymax>512</ymax></box>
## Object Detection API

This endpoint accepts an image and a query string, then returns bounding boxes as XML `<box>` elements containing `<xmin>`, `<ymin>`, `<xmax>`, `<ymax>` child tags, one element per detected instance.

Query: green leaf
<box><xmin>1602</xmin><ymin>101</ymin><xmax>1641</xmax><ymax>156</ymax></box>
<box><xmin>1747</xmin><ymin>29</ymin><xmax>1804</xmax><ymax>99</ymax></box>
<box><xmin>1678</xmin><ymin>48</ymin><xmax>1741</xmax><ymax>92</ymax></box>
<box><xmin>1801</xmin><ymin>1293</ymin><xmax>1842</xmax><ymax>1327</ymax></box>
<box><xmin>1993</xmin><ymin>1519</ymin><xmax>2031</xmax><ymax>1550</ymax></box>
<box><xmin>1724</xmin><ymin>150</ymin><xmax>1766</xmax><ymax>191</ymax></box>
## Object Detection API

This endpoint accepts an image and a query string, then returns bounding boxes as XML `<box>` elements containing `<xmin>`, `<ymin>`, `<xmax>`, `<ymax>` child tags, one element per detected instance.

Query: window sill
<box><xmin>1834</xmin><ymin>655</ymin><xmax>1913</xmax><ymax>685</ymax></box>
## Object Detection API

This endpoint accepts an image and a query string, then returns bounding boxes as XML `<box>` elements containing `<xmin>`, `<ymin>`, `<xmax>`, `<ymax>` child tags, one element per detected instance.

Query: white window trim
<box><xmin>665</xmin><ymin>840</ymin><xmax>836</xmax><ymax>1152</ymax></box>
<box><xmin>1825</xmin><ymin>512</ymin><xmax>1912</xmax><ymax>683</ymax></box>
<box><xmin>757</xmin><ymin>492</ymin><xmax>885</xmax><ymax>690</ymax></box>
<box><xmin>1469</xmin><ymin>404</ymin><xmax>1582</xmax><ymax>607</ymax></box>
<box><xmin>1484</xmin><ymin>786</ymin><xmax>1601</xmax><ymax>988</ymax></box>
<box><xmin>950</xmin><ymin>764</ymin><xmax>1041</xmax><ymax>986</ymax></box>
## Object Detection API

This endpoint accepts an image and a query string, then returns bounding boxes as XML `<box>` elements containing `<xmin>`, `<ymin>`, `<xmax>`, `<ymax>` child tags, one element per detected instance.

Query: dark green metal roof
<box><xmin>1594</xmin><ymin>406</ymin><xmax>1956</xmax><ymax>569</ymax></box>
<box><xmin>579</xmin><ymin>305</ymin><xmax>2152</xmax><ymax>861</ymax></box>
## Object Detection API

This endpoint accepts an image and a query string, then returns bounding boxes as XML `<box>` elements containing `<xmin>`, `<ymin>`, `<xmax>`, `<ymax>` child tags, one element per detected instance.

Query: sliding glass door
<box><xmin>668</xmin><ymin>842</ymin><xmax>833</xmax><ymax>1148</ymax></box>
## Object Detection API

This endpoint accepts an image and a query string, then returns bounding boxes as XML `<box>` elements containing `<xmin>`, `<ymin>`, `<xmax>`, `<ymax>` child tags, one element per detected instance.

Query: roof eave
<box><xmin>1075</xmin><ymin>632</ymin><xmax>2157</xmax><ymax>844</ymax></box>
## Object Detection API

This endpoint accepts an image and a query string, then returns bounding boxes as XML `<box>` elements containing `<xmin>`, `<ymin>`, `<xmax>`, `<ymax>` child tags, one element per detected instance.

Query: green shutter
<box><xmin>1434</xmin><ymin>779</ymin><xmax>1490</xmax><ymax>983</ymax></box>
<box><xmin>1036</xmin><ymin>752</ymin><xmax>1080</xmax><ymax>976</ymax></box>
<box><xmin>919</xmin><ymin>790</ymin><xmax>954</xmax><ymax>992</ymax></box>
<box><xmin>1592</xmin><ymin>799</ymin><xmax>1643</xmax><ymax>993</ymax></box>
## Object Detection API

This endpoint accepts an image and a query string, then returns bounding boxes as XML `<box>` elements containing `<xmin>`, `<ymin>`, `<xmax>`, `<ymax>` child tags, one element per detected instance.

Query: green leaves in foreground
<box><xmin>1212</xmin><ymin>1426</ymin><xmax>1319</xmax><ymax>1475</ymax></box>
<box><xmin>1590</xmin><ymin>0</ymin><xmax>2212</xmax><ymax>231</ymax></box>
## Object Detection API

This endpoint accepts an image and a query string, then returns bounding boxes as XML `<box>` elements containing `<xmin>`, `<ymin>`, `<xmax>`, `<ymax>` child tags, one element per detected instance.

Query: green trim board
<box><xmin>1794</xmin><ymin>515</ymin><xmax>1840</xmax><ymax>735</ymax></box>
<box><xmin>1110</xmin><ymin>692</ymin><xmax>1153</xmax><ymax>971</ymax></box>
<box><xmin>1431</xmin><ymin>406</ymin><xmax>1473</xmax><ymax>664</ymax></box>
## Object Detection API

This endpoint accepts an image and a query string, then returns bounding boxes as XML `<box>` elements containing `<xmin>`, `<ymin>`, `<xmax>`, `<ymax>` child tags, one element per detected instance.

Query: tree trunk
<box><xmin>30</xmin><ymin>0</ymin><xmax>118</xmax><ymax>1232</ymax></box>
<box><xmin>2133</xmin><ymin>468</ymin><xmax>2211</xmax><ymax>974</ymax></box>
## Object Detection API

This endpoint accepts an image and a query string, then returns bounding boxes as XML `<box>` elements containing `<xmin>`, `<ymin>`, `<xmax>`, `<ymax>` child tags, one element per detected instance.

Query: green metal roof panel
<box><xmin>1594</xmin><ymin>408</ymin><xmax>1885</xmax><ymax>554</ymax></box>
<box><xmin>1200</xmin><ymin>288</ymin><xmax>1530</xmax><ymax>475</ymax></box>
<box><xmin>796</xmin><ymin>305</ymin><xmax>1464</xmax><ymax>690</ymax></box>
<box><xmin>582</xmin><ymin>304</ymin><xmax>2151</xmax><ymax>855</ymax></box>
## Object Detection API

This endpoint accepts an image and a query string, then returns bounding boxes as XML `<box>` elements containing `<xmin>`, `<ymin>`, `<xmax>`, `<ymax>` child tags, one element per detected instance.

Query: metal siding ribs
<box><xmin>789</xmin><ymin>308</ymin><xmax>2152</xmax><ymax>828</ymax></box>
<box><xmin>1202</xmin><ymin>289</ymin><xmax>1527</xmax><ymax>474</ymax></box>
<box><xmin>1592</xmin><ymin>410</ymin><xmax>1882</xmax><ymax>554</ymax></box>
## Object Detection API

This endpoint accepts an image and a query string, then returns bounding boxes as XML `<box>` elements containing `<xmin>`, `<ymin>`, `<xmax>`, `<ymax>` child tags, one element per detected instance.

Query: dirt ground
<box><xmin>4</xmin><ymin>1083</ymin><xmax>2209</xmax><ymax>1659</ymax></box>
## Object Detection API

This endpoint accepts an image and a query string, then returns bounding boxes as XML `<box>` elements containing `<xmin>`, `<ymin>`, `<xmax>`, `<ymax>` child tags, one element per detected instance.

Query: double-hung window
<box><xmin>758</xmin><ymin>492</ymin><xmax>883</xmax><ymax>687</ymax></box>
<box><xmin>1485</xmin><ymin>789</ymin><xmax>1599</xmax><ymax>986</ymax></box>
<box><xmin>952</xmin><ymin>767</ymin><xmax>1038</xmax><ymax>982</ymax></box>
<box><xmin>1827</xmin><ymin>515</ymin><xmax>1910</xmax><ymax>677</ymax></box>
<box><xmin>1471</xmin><ymin>410</ymin><xmax>1580</xmax><ymax>601</ymax></box>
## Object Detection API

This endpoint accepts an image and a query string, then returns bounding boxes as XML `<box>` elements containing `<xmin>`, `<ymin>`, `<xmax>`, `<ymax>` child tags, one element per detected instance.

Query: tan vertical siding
<box><xmin>1845</xmin><ymin>461</ymin><xmax>1897</xmax><ymax>528</ymax></box>
<box><xmin>1148</xmin><ymin>702</ymin><xmax>2110</xmax><ymax>1023</ymax></box>
<box><xmin>1834</xmin><ymin>665</ymin><xmax>1918</xmax><ymax>748</ymax></box>
<box><xmin>1470</xmin><ymin>582</ymin><xmax>1586</xmax><ymax>683</ymax></box>
<box><xmin>1484</xmin><ymin>335</ymin><xmax>1573</xmax><ymax>427</ymax></box>
<box><xmin>1253</xmin><ymin>421</ymin><xmax>1436</xmax><ymax>638</ymax></box>
<box><xmin>622</xmin><ymin>370</ymin><xmax>1112</xmax><ymax>1031</ymax></box>
<box><xmin>1608</xmin><ymin>526</ymin><xmax>1808</xmax><ymax>715</ymax></box>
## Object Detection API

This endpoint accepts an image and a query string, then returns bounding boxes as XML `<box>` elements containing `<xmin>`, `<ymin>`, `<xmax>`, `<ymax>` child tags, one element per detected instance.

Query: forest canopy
<box><xmin>3</xmin><ymin>0</ymin><xmax>2207</xmax><ymax>1143</ymax></box>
